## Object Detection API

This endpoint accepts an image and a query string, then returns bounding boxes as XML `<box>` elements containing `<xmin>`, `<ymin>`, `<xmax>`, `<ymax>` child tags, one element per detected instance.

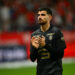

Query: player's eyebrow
<box><xmin>37</xmin><ymin>14</ymin><xmax>46</xmax><ymax>16</ymax></box>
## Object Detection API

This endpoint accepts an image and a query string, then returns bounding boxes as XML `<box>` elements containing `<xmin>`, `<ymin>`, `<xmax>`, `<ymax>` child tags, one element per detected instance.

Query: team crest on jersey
<box><xmin>47</xmin><ymin>33</ymin><xmax>55</xmax><ymax>40</ymax></box>
<box><xmin>49</xmin><ymin>35</ymin><xmax>53</xmax><ymax>40</ymax></box>
<box><xmin>47</xmin><ymin>33</ymin><xmax>55</xmax><ymax>36</ymax></box>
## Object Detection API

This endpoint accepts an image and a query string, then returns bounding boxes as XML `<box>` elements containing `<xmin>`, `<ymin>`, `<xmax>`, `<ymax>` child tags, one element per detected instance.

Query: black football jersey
<box><xmin>30</xmin><ymin>25</ymin><xmax>66</xmax><ymax>75</ymax></box>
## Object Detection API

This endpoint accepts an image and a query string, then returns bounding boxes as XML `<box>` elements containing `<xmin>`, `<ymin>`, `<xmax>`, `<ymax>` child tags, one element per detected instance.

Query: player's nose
<box><xmin>39</xmin><ymin>17</ymin><xmax>42</xmax><ymax>21</ymax></box>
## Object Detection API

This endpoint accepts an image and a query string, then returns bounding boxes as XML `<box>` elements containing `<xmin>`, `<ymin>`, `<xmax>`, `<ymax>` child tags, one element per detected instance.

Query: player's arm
<box><xmin>44</xmin><ymin>30</ymin><xmax>66</xmax><ymax>60</ymax></box>
<box><xmin>30</xmin><ymin>35</ymin><xmax>39</xmax><ymax>62</ymax></box>
<box><xmin>30</xmin><ymin>44</ymin><xmax>38</xmax><ymax>62</ymax></box>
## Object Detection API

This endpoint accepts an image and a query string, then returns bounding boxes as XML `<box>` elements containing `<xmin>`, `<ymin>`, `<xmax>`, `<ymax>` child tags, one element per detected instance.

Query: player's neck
<box><xmin>41</xmin><ymin>23</ymin><xmax>50</xmax><ymax>32</ymax></box>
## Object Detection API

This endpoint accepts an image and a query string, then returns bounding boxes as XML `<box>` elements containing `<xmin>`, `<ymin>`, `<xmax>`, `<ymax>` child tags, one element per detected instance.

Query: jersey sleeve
<box><xmin>44</xmin><ymin>30</ymin><xmax>66</xmax><ymax>60</ymax></box>
<box><xmin>30</xmin><ymin>34</ymin><xmax>38</xmax><ymax>62</ymax></box>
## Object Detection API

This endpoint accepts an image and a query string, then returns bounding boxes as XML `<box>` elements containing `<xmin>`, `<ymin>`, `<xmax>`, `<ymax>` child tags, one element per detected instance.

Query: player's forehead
<box><xmin>37</xmin><ymin>11</ymin><xmax>47</xmax><ymax>15</ymax></box>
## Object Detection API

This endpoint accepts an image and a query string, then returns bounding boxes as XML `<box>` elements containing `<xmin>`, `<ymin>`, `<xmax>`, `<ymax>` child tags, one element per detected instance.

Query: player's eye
<box><xmin>41</xmin><ymin>14</ymin><xmax>46</xmax><ymax>16</ymax></box>
<box><xmin>37</xmin><ymin>14</ymin><xmax>46</xmax><ymax>16</ymax></box>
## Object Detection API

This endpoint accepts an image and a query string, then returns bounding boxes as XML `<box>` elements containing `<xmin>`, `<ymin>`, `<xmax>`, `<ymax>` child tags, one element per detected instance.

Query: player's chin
<box><xmin>39</xmin><ymin>22</ymin><xmax>46</xmax><ymax>25</ymax></box>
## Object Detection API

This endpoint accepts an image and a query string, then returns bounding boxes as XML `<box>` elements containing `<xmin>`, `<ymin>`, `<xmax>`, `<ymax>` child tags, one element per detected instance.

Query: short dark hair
<box><xmin>37</xmin><ymin>7</ymin><xmax>52</xmax><ymax>16</ymax></box>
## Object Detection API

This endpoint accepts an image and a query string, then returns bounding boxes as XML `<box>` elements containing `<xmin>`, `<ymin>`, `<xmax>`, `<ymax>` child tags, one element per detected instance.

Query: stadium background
<box><xmin>0</xmin><ymin>0</ymin><xmax>75</xmax><ymax>75</ymax></box>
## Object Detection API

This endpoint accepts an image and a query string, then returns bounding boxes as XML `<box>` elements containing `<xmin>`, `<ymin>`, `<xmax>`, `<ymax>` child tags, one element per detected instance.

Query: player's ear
<box><xmin>49</xmin><ymin>15</ymin><xmax>52</xmax><ymax>20</ymax></box>
<box><xmin>48</xmin><ymin>15</ymin><xmax>52</xmax><ymax>22</ymax></box>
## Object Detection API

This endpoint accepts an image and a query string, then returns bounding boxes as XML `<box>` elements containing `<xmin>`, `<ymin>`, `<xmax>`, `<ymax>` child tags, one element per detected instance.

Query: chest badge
<box><xmin>49</xmin><ymin>35</ymin><xmax>53</xmax><ymax>40</ymax></box>
<box><xmin>47</xmin><ymin>33</ymin><xmax>55</xmax><ymax>40</ymax></box>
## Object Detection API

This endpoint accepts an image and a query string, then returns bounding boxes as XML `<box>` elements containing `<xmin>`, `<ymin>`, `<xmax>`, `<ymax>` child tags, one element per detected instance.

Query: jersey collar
<box><xmin>40</xmin><ymin>24</ymin><xmax>53</xmax><ymax>33</ymax></box>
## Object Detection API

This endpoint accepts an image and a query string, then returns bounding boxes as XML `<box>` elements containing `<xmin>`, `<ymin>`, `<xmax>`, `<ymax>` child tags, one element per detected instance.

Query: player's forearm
<box><xmin>44</xmin><ymin>44</ymin><xmax>64</xmax><ymax>60</ymax></box>
<box><xmin>30</xmin><ymin>45</ymin><xmax>37</xmax><ymax>62</ymax></box>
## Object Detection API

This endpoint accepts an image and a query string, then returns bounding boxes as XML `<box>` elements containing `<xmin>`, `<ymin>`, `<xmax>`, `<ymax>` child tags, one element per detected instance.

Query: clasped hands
<box><xmin>31</xmin><ymin>35</ymin><xmax>46</xmax><ymax>49</ymax></box>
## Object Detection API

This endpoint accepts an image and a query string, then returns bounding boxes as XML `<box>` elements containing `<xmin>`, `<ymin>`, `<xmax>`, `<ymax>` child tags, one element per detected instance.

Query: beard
<box><xmin>38</xmin><ymin>19</ymin><xmax>47</xmax><ymax>26</ymax></box>
<box><xmin>39</xmin><ymin>22</ymin><xmax>46</xmax><ymax>25</ymax></box>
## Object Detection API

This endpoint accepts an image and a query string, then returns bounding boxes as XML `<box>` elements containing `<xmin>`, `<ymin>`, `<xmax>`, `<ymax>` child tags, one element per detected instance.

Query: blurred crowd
<box><xmin>0</xmin><ymin>0</ymin><xmax>75</xmax><ymax>32</ymax></box>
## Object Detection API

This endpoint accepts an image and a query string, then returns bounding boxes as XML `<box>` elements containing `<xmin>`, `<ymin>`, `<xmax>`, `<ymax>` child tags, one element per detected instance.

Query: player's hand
<box><xmin>39</xmin><ymin>35</ymin><xmax>46</xmax><ymax>47</ymax></box>
<box><xmin>31</xmin><ymin>36</ymin><xmax>40</xmax><ymax>49</ymax></box>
